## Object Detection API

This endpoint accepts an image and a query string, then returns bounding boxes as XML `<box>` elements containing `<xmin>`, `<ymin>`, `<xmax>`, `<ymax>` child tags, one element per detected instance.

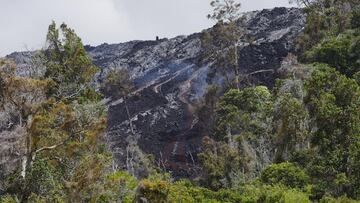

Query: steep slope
<box><xmin>88</xmin><ymin>7</ymin><xmax>305</xmax><ymax>178</ymax></box>
<box><xmin>4</xmin><ymin>7</ymin><xmax>305</xmax><ymax>179</ymax></box>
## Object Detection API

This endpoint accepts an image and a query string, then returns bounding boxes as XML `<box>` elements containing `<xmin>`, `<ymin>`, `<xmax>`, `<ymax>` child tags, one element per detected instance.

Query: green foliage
<box><xmin>168</xmin><ymin>180</ymin><xmax>212</xmax><ymax>202</ymax></box>
<box><xmin>25</xmin><ymin>159</ymin><xmax>64</xmax><ymax>200</ymax></box>
<box><xmin>221</xmin><ymin>87</ymin><xmax>272</xmax><ymax>113</ymax></box>
<box><xmin>0</xmin><ymin>22</ymin><xmax>116</xmax><ymax>203</ymax></box>
<box><xmin>0</xmin><ymin>59</ymin><xmax>50</xmax><ymax>122</ymax></box>
<box><xmin>215</xmin><ymin>87</ymin><xmax>272</xmax><ymax>140</ymax></box>
<box><xmin>320</xmin><ymin>195</ymin><xmax>360</xmax><ymax>203</ymax></box>
<box><xmin>273</xmin><ymin>94</ymin><xmax>309</xmax><ymax>161</ymax></box>
<box><xmin>208</xmin><ymin>0</ymin><xmax>241</xmax><ymax>23</ymax></box>
<box><xmin>354</xmin><ymin>71</ymin><xmax>360</xmax><ymax>84</ymax></box>
<box><xmin>132</xmin><ymin>178</ymin><xmax>311</xmax><ymax>203</ymax></box>
<box><xmin>43</xmin><ymin>21</ymin><xmax>99</xmax><ymax>101</ymax></box>
<box><xmin>228</xmin><ymin>182</ymin><xmax>311</xmax><ymax>203</ymax></box>
<box><xmin>96</xmin><ymin>171</ymin><xmax>138</xmax><ymax>203</ymax></box>
<box><xmin>0</xmin><ymin>195</ymin><xmax>18</xmax><ymax>203</ymax></box>
<box><xmin>304</xmin><ymin>31</ymin><xmax>360</xmax><ymax>76</ymax></box>
<box><xmin>261</xmin><ymin>162</ymin><xmax>310</xmax><ymax>189</ymax></box>
<box><xmin>201</xmin><ymin>86</ymin><xmax>276</xmax><ymax>189</ymax></box>
<box><xmin>301</xmin><ymin>64</ymin><xmax>360</xmax><ymax>199</ymax></box>
<box><xmin>202</xmin><ymin>63</ymin><xmax>360</xmax><ymax>201</ymax></box>
<box><xmin>198</xmin><ymin>136</ymin><xmax>243</xmax><ymax>190</ymax></box>
<box><xmin>294</xmin><ymin>0</ymin><xmax>358</xmax><ymax>54</ymax></box>
<box><xmin>294</xmin><ymin>0</ymin><xmax>360</xmax><ymax>197</ymax></box>
<box><xmin>136</xmin><ymin>179</ymin><xmax>170</xmax><ymax>203</ymax></box>
<box><xmin>1</xmin><ymin>1</ymin><xmax>359</xmax><ymax>202</ymax></box>
<box><xmin>257</xmin><ymin>185</ymin><xmax>310</xmax><ymax>203</ymax></box>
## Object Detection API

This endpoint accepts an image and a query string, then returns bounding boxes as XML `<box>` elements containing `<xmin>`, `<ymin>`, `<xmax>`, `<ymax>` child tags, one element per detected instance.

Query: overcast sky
<box><xmin>0</xmin><ymin>0</ymin><xmax>292</xmax><ymax>56</ymax></box>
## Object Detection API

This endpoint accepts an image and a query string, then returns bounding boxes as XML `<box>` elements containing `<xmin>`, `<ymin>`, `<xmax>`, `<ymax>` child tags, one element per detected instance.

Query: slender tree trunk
<box><xmin>21</xmin><ymin>156</ymin><xmax>27</xmax><ymax>179</ymax></box>
<box><xmin>21</xmin><ymin>122</ymin><xmax>32</xmax><ymax>179</ymax></box>
<box><xmin>226</xmin><ymin>125</ymin><xmax>235</xmax><ymax>149</ymax></box>
<box><xmin>124</xmin><ymin>98</ymin><xmax>134</xmax><ymax>135</ymax></box>
<box><xmin>233</xmin><ymin>44</ymin><xmax>240</xmax><ymax>90</ymax></box>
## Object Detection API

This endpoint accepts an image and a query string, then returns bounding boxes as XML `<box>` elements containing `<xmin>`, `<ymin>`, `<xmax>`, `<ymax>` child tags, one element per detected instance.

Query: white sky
<box><xmin>0</xmin><ymin>0</ymin><xmax>292</xmax><ymax>56</ymax></box>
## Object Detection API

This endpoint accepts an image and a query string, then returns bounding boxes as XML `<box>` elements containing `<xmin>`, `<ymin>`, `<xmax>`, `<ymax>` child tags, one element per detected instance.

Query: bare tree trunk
<box><xmin>21</xmin><ymin>156</ymin><xmax>27</xmax><ymax>179</ymax></box>
<box><xmin>124</xmin><ymin>98</ymin><xmax>134</xmax><ymax>135</ymax></box>
<box><xmin>233</xmin><ymin>44</ymin><xmax>240</xmax><ymax>90</ymax></box>
<box><xmin>21</xmin><ymin>126</ymin><xmax>32</xmax><ymax>179</ymax></box>
<box><xmin>226</xmin><ymin>125</ymin><xmax>236</xmax><ymax>149</ymax></box>
<box><xmin>126</xmin><ymin>146</ymin><xmax>135</xmax><ymax>176</ymax></box>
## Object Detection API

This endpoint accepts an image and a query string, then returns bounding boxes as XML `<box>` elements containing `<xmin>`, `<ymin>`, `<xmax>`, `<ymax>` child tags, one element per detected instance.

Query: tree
<box><xmin>0</xmin><ymin>59</ymin><xmax>49</xmax><ymax>127</ymax></box>
<box><xmin>273</xmin><ymin>94</ymin><xmax>309</xmax><ymax>162</ymax></box>
<box><xmin>290</xmin><ymin>0</ymin><xmax>359</xmax><ymax>55</ymax></box>
<box><xmin>1</xmin><ymin>22</ymin><xmax>119</xmax><ymax>202</ymax></box>
<box><xmin>0</xmin><ymin>59</ymin><xmax>50</xmax><ymax>183</ymax></box>
<box><xmin>261</xmin><ymin>162</ymin><xmax>310</xmax><ymax>189</ymax></box>
<box><xmin>202</xmin><ymin>0</ymin><xmax>246</xmax><ymax>89</ymax></box>
<box><xmin>215</xmin><ymin>86</ymin><xmax>273</xmax><ymax>142</ymax></box>
<box><xmin>43</xmin><ymin>21</ymin><xmax>99</xmax><ymax>102</ymax></box>
<box><xmin>207</xmin><ymin>0</ymin><xmax>242</xmax><ymax>23</ymax></box>
<box><xmin>304</xmin><ymin>31</ymin><xmax>360</xmax><ymax>77</ymax></box>
<box><xmin>303</xmin><ymin>64</ymin><xmax>360</xmax><ymax>198</ymax></box>
<box><xmin>201</xmin><ymin>87</ymin><xmax>274</xmax><ymax>186</ymax></box>
<box><xmin>198</xmin><ymin>136</ymin><xmax>242</xmax><ymax>190</ymax></box>
<box><xmin>289</xmin><ymin>0</ymin><xmax>318</xmax><ymax>8</ymax></box>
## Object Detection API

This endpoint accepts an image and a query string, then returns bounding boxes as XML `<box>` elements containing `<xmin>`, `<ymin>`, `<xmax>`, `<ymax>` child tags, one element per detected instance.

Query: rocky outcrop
<box><xmin>4</xmin><ymin>7</ymin><xmax>305</xmax><ymax>179</ymax></box>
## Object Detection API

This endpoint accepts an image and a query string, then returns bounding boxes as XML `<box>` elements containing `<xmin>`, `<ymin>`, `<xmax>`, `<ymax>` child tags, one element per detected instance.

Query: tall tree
<box><xmin>44</xmin><ymin>22</ymin><xmax>98</xmax><ymax>102</ymax></box>
<box><xmin>1</xmin><ymin>22</ymin><xmax>119</xmax><ymax>202</ymax></box>
<box><xmin>202</xmin><ymin>0</ymin><xmax>245</xmax><ymax>89</ymax></box>
<box><xmin>303</xmin><ymin>65</ymin><xmax>360</xmax><ymax>198</ymax></box>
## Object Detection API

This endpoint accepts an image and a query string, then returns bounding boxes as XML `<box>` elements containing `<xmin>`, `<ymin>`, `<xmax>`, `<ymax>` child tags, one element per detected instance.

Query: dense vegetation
<box><xmin>0</xmin><ymin>0</ymin><xmax>359</xmax><ymax>202</ymax></box>
<box><xmin>196</xmin><ymin>0</ymin><xmax>360</xmax><ymax>201</ymax></box>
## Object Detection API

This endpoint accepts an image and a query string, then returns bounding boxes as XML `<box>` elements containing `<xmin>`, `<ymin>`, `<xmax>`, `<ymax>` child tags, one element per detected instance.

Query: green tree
<box><xmin>304</xmin><ymin>31</ymin><xmax>360</xmax><ymax>76</ymax></box>
<box><xmin>1</xmin><ymin>22</ymin><xmax>127</xmax><ymax>202</ymax></box>
<box><xmin>261</xmin><ymin>162</ymin><xmax>310</xmax><ymax>189</ymax></box>
<box><xmin>273</xmin><ymin>94</ymin><xmax>309</xmax><ymax>162</ymax></box>
<box><xmin>43</xmin><ymin>21</ymin><xmax>99</xmax><ymax>102</ymax></box>
<box><xmin>198</xmin><ymin>136</ymin><xmax>242</xmax><ymax>190</ymax></box>
<box><xmin>303</xmin><ymin>64</ymin><xmax>360</xmax><ymax>199</ymax></box>
<box><xmin>215</xmin><ymin>86</ymin><xmax>273</xmax><ymax>142</ymax></box>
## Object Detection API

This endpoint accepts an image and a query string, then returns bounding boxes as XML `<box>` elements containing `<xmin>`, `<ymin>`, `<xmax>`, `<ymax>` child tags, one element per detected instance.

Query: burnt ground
<box><xmin>99</xmin><ymin>7</ymin><xmax>305</xmax><ymax>179</ymax></box>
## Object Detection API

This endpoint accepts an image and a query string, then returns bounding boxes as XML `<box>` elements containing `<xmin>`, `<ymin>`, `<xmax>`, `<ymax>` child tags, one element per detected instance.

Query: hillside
<box><xmin>6</xmin><ymin>7</ymin><xmax>304</xmax><ymax>178</ymax></box>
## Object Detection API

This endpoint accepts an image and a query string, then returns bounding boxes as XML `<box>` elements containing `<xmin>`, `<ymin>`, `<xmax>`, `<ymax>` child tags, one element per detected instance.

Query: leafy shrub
<box><xmin>261</xmin><ymin>162</ymin><xmax>310</xmax><ymax>189</ymax></box>
<box><xmin>304</xmin><ymin>32</ymin><xmax>360</xmax><ymax>76</ymax></box>
<box><xmin>136</xmin><ymin>179</ymin><xmax>169</xmax><ymax>203</ymax></box>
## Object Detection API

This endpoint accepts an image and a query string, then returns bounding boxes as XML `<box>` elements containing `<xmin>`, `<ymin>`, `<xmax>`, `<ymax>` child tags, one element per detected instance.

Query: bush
<box><xmin>304</xmin><ymin>32</ymin><xmax>360</xmax><ymax>76</ymax></box>
<box><xmin>261</xmin><ymin>162</ymin><xmax>310</xmax><ymax>189</ymax></box>
<box><xmin>238</xmin><ymin>183</ymin><xmax>311</xmax><ymax>203</ymax></box>
<box><xmin>136</xmin><ymin>179</ymin><xmax>169</xmax><ymax>203</ymax></box>
<box><xmin>0</xmin><ymin>195</ymin><xmax>17</xmax><ymax>203</ymax></box>
<box><xmin>320</xmin><ymin>195</ymin><xmax>359</xmax><ymax>203</ymax></box>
